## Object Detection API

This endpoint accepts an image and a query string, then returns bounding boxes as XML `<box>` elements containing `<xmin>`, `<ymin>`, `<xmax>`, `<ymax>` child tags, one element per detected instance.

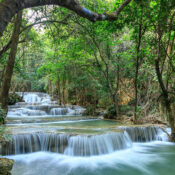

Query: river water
<box><xmin>1</xmin><ymin>92</ymin><xmax>175</xmax><ymax>175</ymax></box>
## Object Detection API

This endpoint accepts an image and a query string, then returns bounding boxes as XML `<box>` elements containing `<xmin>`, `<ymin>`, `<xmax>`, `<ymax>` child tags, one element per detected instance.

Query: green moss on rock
<box><xmin>8</xmin><ymin>93</ymin><xmax>23</xmax><ymax>105</ymax></box>
<box><xmin>0</xmin><ymin>158</ymin><xmax>14</xmax><ymax>175</ymax></box>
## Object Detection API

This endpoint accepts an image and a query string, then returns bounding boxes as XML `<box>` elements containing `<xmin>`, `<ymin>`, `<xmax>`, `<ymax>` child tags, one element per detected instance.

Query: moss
<box><xmin>8</xmin><ymin>93</ymin><xmax>23</xmax><ymax>105</ymax></box>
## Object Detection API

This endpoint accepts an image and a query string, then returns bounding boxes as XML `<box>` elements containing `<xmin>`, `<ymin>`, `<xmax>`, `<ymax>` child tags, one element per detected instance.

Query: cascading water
<box><xmin>50</xmin><ymin>108</ymin><xmax>68</xmax><ymax>115</ymax></box>
<box><xmin>0</xmin><ymin>132</ymin><xmax>132</xmax><ymax>156</ymax></box>
<box><xmin>118</xmin><ymin>126</ymin><xmax>166</xmax><ymax>142</ymax></box>
<box><xmin>1</xmin><ymin>92</ymin><xmax>174</xmax><ymax>175</ymax></box>
<box><xmin>7</xmin><ymin>92</ymin><xmax>86</xmax><ymax>119</ymax></box>
<box><xmin>0</xmin><ymin>126</ymin><xmax>169</xmax><ymax>156</ymax></box>
<box><xmin>64</xmin><ymin>132</ymin><xmax>132</xmax><ymax>156</ymax></box>
<box><xmin>16</xmin><ymin>92</ymin><xmax>52</xmax><ymax>104</ymax></box>
<box><xmin>8</xmin><ymin>108</ymin><xmax>47</xmax><ymax>117</ymax></box>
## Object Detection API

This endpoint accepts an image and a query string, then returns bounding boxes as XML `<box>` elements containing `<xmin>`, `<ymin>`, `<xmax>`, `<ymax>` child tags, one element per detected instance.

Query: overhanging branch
<box><xmin>0</xmin><ymin>0</ymin><xmax>132</xmax><ymax>37</ymax></box>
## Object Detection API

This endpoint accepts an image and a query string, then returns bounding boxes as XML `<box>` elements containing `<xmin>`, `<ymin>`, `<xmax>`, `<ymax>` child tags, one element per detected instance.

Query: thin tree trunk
<box><xmin>64</xmin><ymin>79</ymin><xmax>69</xmax><ymax>104</ymax></box>
<box><xmin>114</xmin><ymin>95</ymin><xmax>119</xmax><ymax>119</ymax></box>
<box><xmin>114</xmin><ymin>66</ymin><xmax>120</xmax><ymax>119</ymax></box>
<box><xmin>134</xmin><ymin>9</ymin><xmax>143</xmax><ymax>124</ymax></box>
<box><xmin>134</xmin><ymin>28</ymin><xmax>141</xmax><ymax>124</ymax></box>
<box><xmin>57</xmin><ymin>77</ymin><xmax>62</xmax><ymax>105</ymax></box>
<box><xmin>0</xmin><ymin>11</ymin><xmax>22</xmax><ymax>118</ymax></box>
<box><xmin>62</xmin><ymin>77</ymin><xmax>65</xmax><ymax>105</ymax></box>
<box><xmin>76</xmin><ymin>88</ymin><xmax>78</xmax><ymax>105</ymax></box>
<box><xmin>48</xmin><ymin>79</ymin><xmax>54</xmax><ymax>100</ymax></box>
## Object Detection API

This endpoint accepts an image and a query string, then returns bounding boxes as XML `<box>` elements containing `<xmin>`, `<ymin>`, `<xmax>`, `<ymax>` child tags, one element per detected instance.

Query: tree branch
<box><xmin>0</xmin><ymin>0</ymin><xmax>132</xmax><ymax>37</ymax></box>
<box><xmin>0</xmin><ymin>18</ymin><xmax>68</xmax><ymax>58</ymax></box>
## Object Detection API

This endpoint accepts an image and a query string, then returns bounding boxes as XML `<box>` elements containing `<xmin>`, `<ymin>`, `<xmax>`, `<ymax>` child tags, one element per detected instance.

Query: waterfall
<box><xmin>66</xmin><ymin>106</ymin><xmax>86</xmax><ymax>116</ymax></box>
<box><xmin>1</xmin><ymin>133</ymin><xmax>69</xmax><ymax>155</ymax></box>
<box><xmin>50</xmin><ymin>108</ymin><xmax>68</xmax><ymax>115</ymax></box>
<box><xmin>3</xmin><ymin>92</ymin><xmax>170</xmax><ymax>160</ymax></box>
<box><xmin>7</xmin><ymin>92</ymin><xmax>86</xmax><ymax>118</ymax></box>
<box><xmin>0</xmin><ymin>126</ymin><xmax>168</xmax><ymax>156</ymax></box>
<box><xmin>0</xmin><ymin>132</ymin><xmax>132</xmax><ymax>156</ymax></box>
<box><xmin>17</xmin><ymin>92</ymin><xmax>52</xmax><ymax>104</ymax></box>
<box><xmin>64</xmin><ymin>132</ymin><xmax>132</xmax><ymax>156</ymax></box>
<box><xmin>49</xmin><ymin>107</ymin><xmax>86</xmax><ymax>116</ymax></box>
<box><xmin>118</xmin><ymin>126</ymin><xmax>168</xmax><ymax>142</ymax></box>
<box><xmin>8</xmin><ymin>108</ymin><xmax>47</xmax><ymax>117</ymax></box>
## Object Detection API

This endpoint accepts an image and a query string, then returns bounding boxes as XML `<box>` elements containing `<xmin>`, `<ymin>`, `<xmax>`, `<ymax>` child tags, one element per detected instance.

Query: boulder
<box><xmin>0</xmin><ymin>158</ymin><xmax>14</xmax><ymax>175</ymax></box>
<box><xmin>8</xmin><ymin>93</ymin><xmax>23</xmax><ymax>105</ymax></box>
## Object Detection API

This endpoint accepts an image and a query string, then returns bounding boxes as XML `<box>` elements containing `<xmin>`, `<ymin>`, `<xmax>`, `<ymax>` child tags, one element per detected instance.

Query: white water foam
<box><xmin>7</xmin><ymin>141</ymin><xmax>173</xmax><ymax>175</ymax></box>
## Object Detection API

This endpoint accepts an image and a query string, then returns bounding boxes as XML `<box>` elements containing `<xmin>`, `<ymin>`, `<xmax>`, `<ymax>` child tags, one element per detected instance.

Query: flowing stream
<box><xmin>1</xmin><ymin>92</ymin><xmax>175</xmax><ymax>175</ymax></box>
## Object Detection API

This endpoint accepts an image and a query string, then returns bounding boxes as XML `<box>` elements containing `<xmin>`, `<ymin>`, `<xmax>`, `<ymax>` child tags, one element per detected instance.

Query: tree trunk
<box><xmin>134</xmin><ymin>7</ymin><xmax>143</xmax><ymax>124</ymax></box>
<box><xmin>48</xmin><ymin>79</ymin><xmax>54</xmax><ymax>100</ymax></box>
<box><xmin>115</xmin><ymin>66</ymin><xmax>120</xmax><ymax>119</ymax></box>
<box><xmin>155</xmin><ymin>29</ymin><xmax>175</xmax><ymax>141</ymax></box>
<box><xmin>0</xmin><ymin>66</ymin><xmax>5</xmax><ymax>88</ymax></box>
<box><xmin>64</xmin><ymin>79</ymin><xmax>69</xmax><ymax>104</ymax></box>
<box><xmin>57</xmin><ymin>78</ymin><xmax>62</xmax><ymax>105</ymax></box>
<box><xmin>62</xmin><ymin>77</ymin><xmax>65</xmax><ymax>105</ymax></box>
<box><xmin>114</xmin><ymin>96</ymin><xmax>120</xmax><ymax>119</ymax></box>
<box><xmin>76</xmin><ymin>88</ymin><xmax>78</xmax><ymax>105</ymax></box>
<box><xmin>165</xmin><ymin>100</ymin><xmax>175</xmax><ymax>141</ymax></box>
<box><xmin>0</xmin><ymin>11</ymin><xmax>22</xmax><ymax>117</ymax></box>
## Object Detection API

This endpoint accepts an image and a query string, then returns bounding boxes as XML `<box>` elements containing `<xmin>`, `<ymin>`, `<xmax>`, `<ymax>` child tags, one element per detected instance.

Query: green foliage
<box><xmin>0</xmin><ymin>105</ymin><xmax>5</xmax><ymax>124</ymax></box>
<box><xmin>119</xmin><ymin>105</ymin><xmax>132</xmax><ymax>113</ymax></box>
<box><xmin>136</xmin><ymin>106</ymin><xmax>142</xmax><ymax>118</ymax></box>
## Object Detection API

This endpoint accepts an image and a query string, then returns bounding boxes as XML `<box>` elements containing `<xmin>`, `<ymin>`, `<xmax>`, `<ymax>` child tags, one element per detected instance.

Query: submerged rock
<box><xmin>0</xmin><ymin>158</ymin><xmax>14</xmax><ymax>175</ymax></box>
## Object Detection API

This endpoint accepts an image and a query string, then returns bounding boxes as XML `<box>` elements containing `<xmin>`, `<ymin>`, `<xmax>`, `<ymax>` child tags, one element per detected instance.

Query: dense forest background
<box><xmin>0</xmin><ymin>0</ymin><xmax>175</xmax><ymax>136</ymax></box>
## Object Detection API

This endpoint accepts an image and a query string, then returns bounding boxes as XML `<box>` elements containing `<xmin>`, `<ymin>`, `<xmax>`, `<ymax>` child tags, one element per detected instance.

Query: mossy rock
<box><xmin>8</xmin><ymin>93</ymin><xmax>23</xmax><ymax>105</ymax></box>
<box><xmin>104</xmin><ymin>104</ymin><xmax>116</xmax><ymax>119</ymax></box>
<box><xmin>0</xmin><ymin>158</ymin><xmax>14</xmax><ymax>175</ymax></box>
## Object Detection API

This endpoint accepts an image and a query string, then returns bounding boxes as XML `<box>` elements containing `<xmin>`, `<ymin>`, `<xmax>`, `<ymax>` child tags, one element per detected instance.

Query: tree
<box><xmin>153</xmin><ymin>1</ymin><xmax>175</xmax><ymax>140</ymax></box>
<box><xmin>0</xmin><ymin>11</ymin><xmax>22</xmax><ymax>116</ymax></box>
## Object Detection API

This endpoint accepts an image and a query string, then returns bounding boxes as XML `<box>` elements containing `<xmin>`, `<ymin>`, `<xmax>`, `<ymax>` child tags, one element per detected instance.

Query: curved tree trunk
<box><xmin>155</xmin><ymin>32</ymin><xmax>175</xmax><ymax>141</ymax></box>
<box><xmin>0</xmin><ymin>11</ymin><xmax>22</xmax><ymax>116</ymax></box>
<box><xmin>155</xmin><ymin>58</ymin><xmax>175</xmax><ymax>141</ymax></box>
